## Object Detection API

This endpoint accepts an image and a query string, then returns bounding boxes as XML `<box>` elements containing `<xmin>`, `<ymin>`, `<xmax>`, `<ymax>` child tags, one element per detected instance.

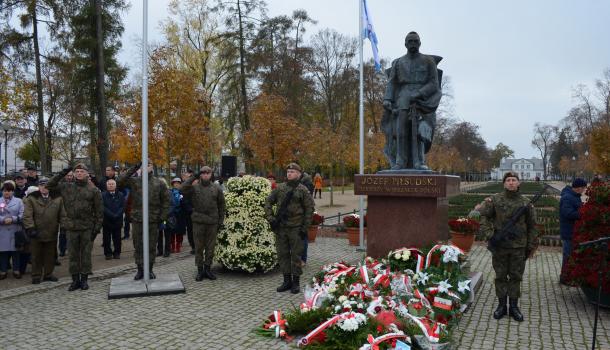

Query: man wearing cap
<box><xmin>13</xmin><ymin>175</ymin><xmax>29</xmax><ymax>199</ymax></box>
<box><xmin>22</xmin><ymin>177</ymin><xmax>67</xmax><ymax>284</ymax></box>
<box><xmin>265</xmin><ymin>163</ymin><xmax>315</xmax><ymax>294</ymax></box>
<box><xmin>181</xmin><ymin>169</ymin><xmax>196</xmax><ymax>254</ymax></box>
<box><xmin>102</xmin><ymin>179</ymin><xmax>125</xmax><ymax>260</ymax></box>
<box><xmin>475</xmin><ymin>172</ymin><xmax>538</xmax><ymax>322</ymax></box>
<box><xmin>559</xmin><ymin>178</ymin><xmax>587</xmax><ymax>284</ymax></box>
<box><xmin>181</xmin><ymin>166</ymin><xmax>225</xmax><ymax>281</ymax></box>
<box><xmin>48</xmin><ymin>163</ymin><xmax>103</xmax><ymax>291</ymax></box>
<box><xmin>26</xmin><ymin>167</ymin><xmax>39</xmax><ymax>188</ymax></box>
<box><xmin>168</xmin><ymin>177</ymin><xmax>186</xmax><ymax>254</ymax></box>
<box><xmin>118</xmin><ymin>161</ymin><xmax>170</xmax><ymax>280</ymax></box>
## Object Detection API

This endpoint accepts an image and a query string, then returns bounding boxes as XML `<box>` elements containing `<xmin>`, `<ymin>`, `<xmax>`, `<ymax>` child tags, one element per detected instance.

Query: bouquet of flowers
<box><xmin>344</xmin><ymin>214</ymin><xmax>367</xmax><ymax>228</ymax></box>
<box><xmin>564</xmin><ymin>180</ymin><xmax>610</xmax><ymax>291</ymax></box>
<box><xmin>215</xmin><ymin>175</ymin><xmax>277</xmax><ymax>273</ymax></box>
<box><xmin>448</xmin><ymin>217</ymin><xmax>480</xmax><ymax>235</ymax></box>
<box><xmin>258</xmin><ymin>243</ymin><xmax>472</xmax><ymax>349</ymax></box>
<box><xmin>312</xmin><ymin>212</ymin><xmax>324</xmax><ymax>226</ymax></box>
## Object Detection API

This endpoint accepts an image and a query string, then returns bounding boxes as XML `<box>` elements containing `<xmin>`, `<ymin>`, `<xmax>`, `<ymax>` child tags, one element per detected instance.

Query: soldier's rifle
<box><xmin>270</xmin><ymin>188</ymin><xmax>295</xmax><ymax>231</ymax></box>
<box><xmin>487</xmin><ymin>184</ymin><xmax>550</xmax><ymax>252</ymax></box>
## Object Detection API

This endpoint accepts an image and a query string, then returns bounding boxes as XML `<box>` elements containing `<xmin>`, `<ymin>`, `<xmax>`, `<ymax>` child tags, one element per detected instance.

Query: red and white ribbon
<box><xmin>298</xmin><ymin>313</ymin><xmax>349</xmax><ymax>346</ymax></box>
<box><xmin>361</xmin><ymin>333</ymin><xmax>409</xmax><ymax>350</ymax></box>
<box><xmin>359</xmin><ymin>265</ymin><xmax>370</xmax><ymax>285</ymax></box>
<box><xmin>403</xmin><ymin>313</ymin><xmax>444</xmax><ymax>343</ymax></box>
<box><xmin>264</xmin><ymin>310</ymin><xmax>287</xmax><ymax>338</ymax></box>
<box><xmin>302</xmin><ymin>290</ymin><xmax>325</xmax><ymax>309</ymax></box>
<box><xmin>324</xmin><ymin>264</ymin><xmax>356</xmax><ymax>283</ymax></box>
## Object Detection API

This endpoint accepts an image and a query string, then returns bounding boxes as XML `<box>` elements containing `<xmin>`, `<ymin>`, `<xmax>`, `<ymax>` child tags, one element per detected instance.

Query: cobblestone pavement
<box><xmin>453</xmin><ymin>243</ymin><xmax>610</xmax><ymax>350</ymax></box>
<box><xmin>1</xmin><ymin>239</ymin><xmax>608</xmax><ymax>349</ymax></box>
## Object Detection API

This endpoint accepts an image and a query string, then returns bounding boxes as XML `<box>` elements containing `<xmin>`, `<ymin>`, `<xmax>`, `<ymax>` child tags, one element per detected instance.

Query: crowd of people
<box><xmin>0</xmin><ymin>161</ymin><xmax>320</xmax><ymax>294</ymax></box>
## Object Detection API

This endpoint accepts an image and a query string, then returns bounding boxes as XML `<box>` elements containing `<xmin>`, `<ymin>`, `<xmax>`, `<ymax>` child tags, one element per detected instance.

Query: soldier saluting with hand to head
<box><xmin>475</xmin><ymin>172</ymin><xmax>538</xmax><ymax>322</ymax></box>
<box><xmin>48</xmin><ymin>164</ymin><xmax>103</xmax><ymax>291</ymax></box>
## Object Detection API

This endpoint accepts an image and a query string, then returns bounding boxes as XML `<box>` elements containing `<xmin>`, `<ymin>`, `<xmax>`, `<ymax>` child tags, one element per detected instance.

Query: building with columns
<box><xmin>490</xmin><ymin>158</ymin><xmax>545</xmax><ymax>181</ymax></box>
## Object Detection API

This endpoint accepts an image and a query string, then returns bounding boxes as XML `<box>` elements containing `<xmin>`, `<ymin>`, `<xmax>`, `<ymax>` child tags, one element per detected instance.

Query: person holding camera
<box><xmin>22</xmin><ymin>177</ymin><xmax>67</xmax><ymax>284</ymax></box>
<box><xmin>265</xmin><ymin>163</ymin><xmax>314</xmax><ymax>294</ymax></box>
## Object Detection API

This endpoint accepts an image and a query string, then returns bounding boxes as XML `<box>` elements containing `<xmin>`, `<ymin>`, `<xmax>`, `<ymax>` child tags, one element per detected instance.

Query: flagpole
<box><xmin>142</xmin><ymin>0</ymin><xmax>150</xmax><ymax>284</ymax></box>
<box><xmin>358</xmin><ymin>0</ymin><xmax>365</xmax><ymax>251</ymax></box>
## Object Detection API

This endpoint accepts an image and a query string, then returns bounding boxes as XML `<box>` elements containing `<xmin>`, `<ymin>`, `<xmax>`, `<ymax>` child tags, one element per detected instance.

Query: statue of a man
<box><xmin>383</xmin><ymin>31</ymin><xmax>442</xmax><ymax>170</ymax></box>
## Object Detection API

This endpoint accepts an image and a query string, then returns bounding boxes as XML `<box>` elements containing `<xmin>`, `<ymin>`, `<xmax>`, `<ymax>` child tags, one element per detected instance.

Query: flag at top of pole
<box><xmin>362</xmin><ymin>0</ymin><xmax>381</xmax><ymax>71</ymax></box>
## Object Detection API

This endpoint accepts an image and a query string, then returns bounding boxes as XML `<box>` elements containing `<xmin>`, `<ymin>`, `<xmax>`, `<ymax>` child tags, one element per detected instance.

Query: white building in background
<box><xmin>0</xmin><ymin>128</ymin><xmax>71</xmax><ymax>177</ymax></box>
<box><xmin>490</xmin><ymin>158</ymin><xmax>545</xmax><ymax>181</ymax></box>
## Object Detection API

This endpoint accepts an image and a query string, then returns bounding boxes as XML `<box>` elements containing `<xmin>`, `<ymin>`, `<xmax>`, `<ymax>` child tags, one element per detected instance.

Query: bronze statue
<box><xmin>382</xmin><ymin>32</ymin><xmax>442</xmax><ymax>171</ymax></box>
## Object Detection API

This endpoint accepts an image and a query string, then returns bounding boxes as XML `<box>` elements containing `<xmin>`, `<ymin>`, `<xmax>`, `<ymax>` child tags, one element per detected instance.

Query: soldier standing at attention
<box><xmin>22</xmin><ymin>177</ymin><xmax>67</xmax><ymax>284</ymax></box>
<box><xmin>181</xmin><ymin>166</ymin><xmax>225</xmax><ymax>281</ymax></box>
<box><xmin>118</xmin><ymin>161</ymin><xmax>170</xmax><ymax>280</ymax></box>
<box><xmin>48</xmin><ymin>164</ymin><xmax>103</xmax><ymax>291</ymax></box>
<box><xmin>475</xmin><ymin>172</ymin><xmax>538</xmax><ymax>322</ymax></box>
<box><xmin>265</xmin><ymin>163</ymin><xmax>314</xmax><ymax>294</ymax></box>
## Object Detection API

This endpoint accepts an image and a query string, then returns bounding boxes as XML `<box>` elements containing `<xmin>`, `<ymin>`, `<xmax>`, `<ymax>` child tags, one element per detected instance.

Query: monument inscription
<box><xmin>354</xmin><ymin>174</ymin><xmax>458</xmax><ymax>198</ymax></box>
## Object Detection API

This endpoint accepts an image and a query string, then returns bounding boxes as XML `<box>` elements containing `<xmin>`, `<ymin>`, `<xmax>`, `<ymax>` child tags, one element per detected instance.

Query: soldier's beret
<box><xmin>74</xmin><ymin>163</ymin><xmax>89</xmax><ymax>171</ymax></box>
<box><xmin>286</xmin><ymin>163</ymin><xmax>302</xmax><ymax>172</ymax></box>
<box><xmin>503</xmin><ymin>172</ymin><xmax>519</xmax><ymax>182</ymax></box>
<box><xmin>37</xmin><ymin>177</ymin><xmax>49</xmax><ymax>186</ymax></box>
<box><xmin>200</xmin><ymin>166</ymin><xmax>212</xmax><ymax>173</ymax></box>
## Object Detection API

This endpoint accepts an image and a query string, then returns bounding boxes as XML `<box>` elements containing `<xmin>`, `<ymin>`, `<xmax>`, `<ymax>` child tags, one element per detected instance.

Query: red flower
<box><xmin>377</xmin><ymin>325</ymin><xmax>384</xmax><ymax>333</ymax></box>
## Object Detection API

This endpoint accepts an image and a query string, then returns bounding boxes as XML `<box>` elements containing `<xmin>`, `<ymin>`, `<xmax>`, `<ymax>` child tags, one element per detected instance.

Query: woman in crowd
<box><xmin>0</xmin><ymin>181</ymin><xmax>25</xmax><ymax>280</ymax></box>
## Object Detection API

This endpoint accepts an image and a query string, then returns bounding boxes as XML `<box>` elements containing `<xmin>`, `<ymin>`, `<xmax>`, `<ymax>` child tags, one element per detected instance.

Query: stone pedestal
<box><xmin>354</xmin><ymin>174</ymin><xmax>460</xmax><ymax>258</ymax></box>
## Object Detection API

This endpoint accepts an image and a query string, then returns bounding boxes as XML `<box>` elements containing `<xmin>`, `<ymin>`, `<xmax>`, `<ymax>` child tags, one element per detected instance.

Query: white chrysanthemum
<box><xmin>215</xmin><ymin>176</ymin><xmax>277</xmax><ymax>272</ymax></box>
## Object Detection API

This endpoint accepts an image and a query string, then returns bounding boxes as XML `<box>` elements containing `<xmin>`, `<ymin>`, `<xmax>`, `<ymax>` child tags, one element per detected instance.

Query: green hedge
<box><xmin>468</xmin><ymin>182</ymin><xmax>549</xmax><ymax>194</ymax></box>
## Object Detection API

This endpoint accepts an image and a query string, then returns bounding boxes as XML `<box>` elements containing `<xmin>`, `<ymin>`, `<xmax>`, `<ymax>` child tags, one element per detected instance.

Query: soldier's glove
<box><xmin>26</xmin><ymin>228</ymin><xmax>39</xmax><ymax>239</ymax></box>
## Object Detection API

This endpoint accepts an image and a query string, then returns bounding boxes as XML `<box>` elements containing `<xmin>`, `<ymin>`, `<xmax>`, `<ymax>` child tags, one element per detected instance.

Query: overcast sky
<box><xmin>119</xmin><ymin>0</ymin><xmax>610</xmax><ymax>159</ymax></box>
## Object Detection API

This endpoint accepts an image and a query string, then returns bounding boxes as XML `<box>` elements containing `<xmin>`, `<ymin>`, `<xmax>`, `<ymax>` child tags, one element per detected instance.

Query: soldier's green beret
<box><xmin>74</xmin><ymin>163</ymin><xmax>89</xmax><ymax>171</ymax></box>
<box><xmin>286</xmin><ymin>163</ymin><xmax>302</xmax><ymax>172</ymax></box>
<box><xmin>503</xmin><ymin>172</ymin><xmax>519</xmax><ymax>182</ymax></box>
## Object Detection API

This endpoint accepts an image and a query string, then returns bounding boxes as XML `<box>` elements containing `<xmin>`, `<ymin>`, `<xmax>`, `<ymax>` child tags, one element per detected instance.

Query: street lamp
<box><xmin>1</xmin><ymin>123</ymin><xmax>8</xmax><ymax>177</ymax></box>
<box><xmin>467</xmin><ymin>156</ymin><xmax>471</xmax><ymax>182</ymax></box>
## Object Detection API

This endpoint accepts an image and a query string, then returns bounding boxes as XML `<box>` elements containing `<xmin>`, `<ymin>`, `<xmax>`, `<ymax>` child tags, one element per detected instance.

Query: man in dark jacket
<box><xmin>102</xmin><ymin>179</ymin><xmax>125</xmax><ymax>260</ymax></box>
<box><xmin>14</xmin><ymin>174</ymin><xmax>29</xmax><ymax>199</ymax></box>
<box><xmin>98</xmin><ymin>166</ymin><xmax>118</xmax><ymax>192</ymax></box>
<box><xmin>26</xmin><ymin>167</ymin><xmax>39</xmax><ymax>188</ymax></box>
<box><xmin>559</xmin><ymin>178</ymin><xmax>587</xmax><ymax>283</ymax></box>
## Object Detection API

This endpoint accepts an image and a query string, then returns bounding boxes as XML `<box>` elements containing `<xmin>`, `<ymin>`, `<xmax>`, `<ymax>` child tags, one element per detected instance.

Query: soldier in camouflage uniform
<box><xmin>181</xmin><ymin>166</ymin><xmax>225</xmax><ymax>281</ymax></box>
<box><xmin>118</xmin><ymin>161</ymin><xmax>170</xmax><ymax>280</ymax></box>
<box><xmin>476</xmin><ymin>172</ymin><xmax>538</xmax><ymax>322</ymax></box>
<box><xmin>48</xmin><ymin>164</ymin><xmax>103</xmax><ymax>291</ymax></box>
<box><xmin>265</xmin><ymin>163</ymin><xmax>315</xmax><ymax>294</ymax></box>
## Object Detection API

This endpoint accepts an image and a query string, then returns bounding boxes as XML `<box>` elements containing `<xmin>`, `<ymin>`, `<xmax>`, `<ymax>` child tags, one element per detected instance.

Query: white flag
<box><xmin>362</xmin><ymin>0</ymin><xmax>381</xmax><ymax>71</ymax></box>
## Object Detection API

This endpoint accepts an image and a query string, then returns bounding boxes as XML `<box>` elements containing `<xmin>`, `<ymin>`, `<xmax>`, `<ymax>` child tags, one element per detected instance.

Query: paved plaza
<box><xmin>1</xmin><ymin>237</ymin><xmax>608</xmax><ymax>349</ymax></box>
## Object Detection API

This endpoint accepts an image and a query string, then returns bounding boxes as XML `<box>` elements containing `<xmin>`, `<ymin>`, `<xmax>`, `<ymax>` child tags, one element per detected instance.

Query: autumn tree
<box><xmin>531</xmin><ymin>123</ymin><xmax>556</xmax><ymax>180</ymax></box>
<box><xmin>243</xmin><ymin>94</ymin><xmax>303</xmax><ymax>173</ymax></box>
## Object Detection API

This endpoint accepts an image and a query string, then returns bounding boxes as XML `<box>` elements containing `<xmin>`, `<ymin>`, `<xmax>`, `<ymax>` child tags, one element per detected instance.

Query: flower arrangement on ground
<box><xmin>448</xmin><ymin>217</ymin><xmax>480</xmax><ymax>235</ymax></box>
<box><xmin>257</xmin><ymin>243</ymin><xmax>472</xmax><ymax>349</ymax></box>
<box><xmin>565</xmin><ymin>180</ymin><xmax>610</xmax><ymax>292</ymax></box>
<box><xmin>312</xmin><ymin>212</ymin><xmax>324</xmax><ymax>226</ymax></box>
<box><xmin>215</xmin><ymin>175</ymin><xmax>277</xmax><ymax>273</ymax></box>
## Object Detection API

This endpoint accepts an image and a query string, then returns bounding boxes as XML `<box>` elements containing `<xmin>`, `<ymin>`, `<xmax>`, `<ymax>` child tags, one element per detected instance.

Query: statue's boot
<box><xmin>416</xmin><ymin>141</ymin><xmax>430</xmax><ymax>170</ymax></box>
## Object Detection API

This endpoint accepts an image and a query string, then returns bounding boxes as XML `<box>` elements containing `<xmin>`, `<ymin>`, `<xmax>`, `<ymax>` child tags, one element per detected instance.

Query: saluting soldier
<box><xmin>48</xmin><ymin>164</ymin><xmax>103</xmax><ymax>291</ymax></box>
<box><xmin>265</xmin><ymin>163</ymin><xmax>314</xmax><ymax>294</ymax></box>
<box><xmin>476</xmin><ymin>172</ymin><xmax>538</xmax><ymax>322</ymax></box>
<box><xmin>181</xmin><ymin>166</ymin><xmax>225</xmax><ymax>281</ymax></box>
<box><xmin>118</xmin><ymin>161</ymin><xmax>170</xmax><ymax>280</ymax></box>
<box><xmin>22</xmin><ymin>177</ymin><xmax>67</xmax><ymax>284</ymax></box>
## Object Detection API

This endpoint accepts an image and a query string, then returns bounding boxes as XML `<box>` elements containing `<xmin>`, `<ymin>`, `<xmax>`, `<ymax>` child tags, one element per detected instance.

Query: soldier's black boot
<box><xmin>276</xmin><ymin>274</ymin><xmax>292</xmax><ymax>292</ymax></box>
<box><xmin>195</xmin><ymin>266</ymin><xmax>204</xmax><ymax>281</ymax></box>
<box><xmin>134</xmin><ymin>264</ymin><xmax>144</xmax><ymax>280</ymax></box>
<box><xmin>149</xmin><ymin>263</ymin><xmax>156</xmax><ymax>279</ymax></box>
<box><xmin>204</xmin><ymin>265</ymin><xmax>217</xmax><ymax>280</ymax></box>
<box><xmin>68</xmin><ymin>274</ymin><xmax>81</xmax><ymax>291</ymax></box>
<box><xmin>493</xmin><ymin>296</ymin><xmax>508</xmax><ymax>319</ymax></box>
<box><xmin>291</xmin><ymin>275</ymin><xmax>300</xmax><ymax>294</ymax></box>
<box><xmin>509</xmin><ymin>298</ymin><xmax>524</xmax><ymax>322</ymax></box>
<box><xmin>80</xmin><ymin>274</ymin><xmax>89</xmax><ymax>290</ymax></box>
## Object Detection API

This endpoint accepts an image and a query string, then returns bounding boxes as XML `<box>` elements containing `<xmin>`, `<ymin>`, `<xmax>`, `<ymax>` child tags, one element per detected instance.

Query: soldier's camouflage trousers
<box><xmin>132</xmin><ymin>222</ymin><xmax>159</xmax><ymax>265</ymax></box>
<box><xmin>492</xmin><ymin>248</ymin><xmax>527</xmax><ymax>298</ymax></box>
<box><xmin>193</xmin><ymin>223</ymin><xmax>218</xmax><ymax>267</ymax></box>
<box><xmin>67</xmin><ymin>230</ymin><xmax>93</xmax><ymax>275</ymax></box>
<box><xmin>276</xmin><ymin>226</ymin><xmax>303</xmax><ymax>276</ymax></box>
